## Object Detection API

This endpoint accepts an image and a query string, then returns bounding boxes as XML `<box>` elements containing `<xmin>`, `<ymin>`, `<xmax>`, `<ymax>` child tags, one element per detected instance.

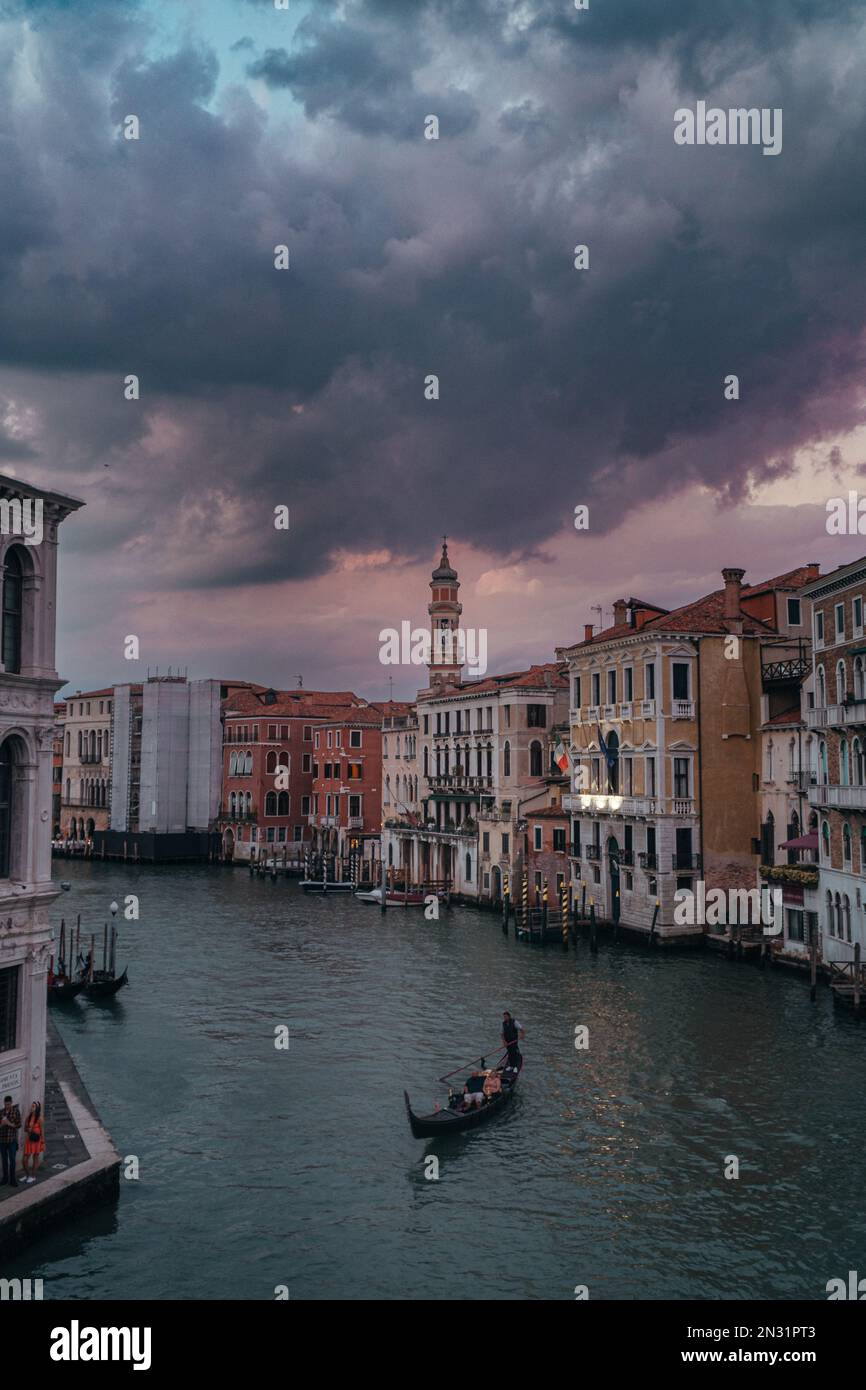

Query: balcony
<box><xmin>619</xmin><ymin>702</ymin><xmax>633</xmax><ymax>719</ymax></box>
<box><xmin>603</xmin><ymin>704</ymin><xmax>617</xmax><ymax>721</ymax></box>
<box><xmin>347</xmin><ymin>816</ymin><xmax>363</xmax><ymax>829</ymax></box>
<box><xmin>672</xmin><ymin>852</ymin><xmax>701</xmax><ymax>871</ymax></box>
<box><xmin>672</xmin><ymin>700</ymin><xmax>694</xmax><ymax>719</ymax></box>
<box><xmin>319</xmin><ymin>815</ymin><xmax>339</xmax><ymax>827</ymax></box>
<box><xmin>585</xmin><ymin>845</ymin><xmax>601</xmax><ymax>861</ymax></box>
<box><xmin>759</xmin><ymin>862</ymin><xmax>819</xmax><ymax>889</ymax></box>
<box><xmin>569</xmin><ymin>842</ymin><xmax>581</xmax><ymax>859</ymax></box>
<box><xmin>619</xmin><ymin>848</ymin><xmax>635</xmax><ymax>866</ymax></box>
<box><xmin>807</xmin><ymin>700</ymin><xmax>866</xmax><ymax>730</ymax></box>
<box><xmin>639</xmin><ymin>851</ymin><xmax>658</xmax><ymax>871</ymax></box>
<box><xmin>811</xmin><ymin>783</ymin><xmax>866</xmax><ymax>810</ymax></box>
<box><xmin>786</xmin><ymin>770</ymin><xmax>815</xmax><ymax>791</ymax></box>
<box><xmin>640</xmin><ymin>700</ymin><xmax>656</xmax><ymax>717</ymax></box>
<box><xmin>587</xmin><ymin>705</ymin><xmax>600</xmax><ymax>721</ymax></box>
<box><xmin>79</xmin><ymin>752</ymin><xmax>105</xmax><ymax>765</ymax></box>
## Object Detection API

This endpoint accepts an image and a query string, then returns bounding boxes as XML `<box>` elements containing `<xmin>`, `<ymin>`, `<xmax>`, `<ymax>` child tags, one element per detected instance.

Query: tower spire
<box><xmin>428</xmin><ymin>538</ymin><xmax>462</xmax><ymax>689</ymax></box>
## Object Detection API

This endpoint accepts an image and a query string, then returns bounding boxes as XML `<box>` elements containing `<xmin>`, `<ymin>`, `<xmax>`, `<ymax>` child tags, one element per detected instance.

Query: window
<box><xmin>293</xmin><ymin>826</ymin><xmax>302</xmax><ymax>842</ymax></box>
<box><xmin>533</xmin><ymin>826</ymin><xmax>542</xmax><ymax>851</ymax></box>
<box><xmin>529</xmin><ymin>741</ymin><xmax>543</xmax><ymax>777</ymax></box>
<box><xmin>268</xmin><ymin>724</ymin><xmax>277</xmax><ymax>740</ymax></box>
<box><xmin>503</xmin><ymin>706</ymin><xmax>510</xmax><ymax>727</ymax></box>
<box><xmin>1</xmin><ymin>547</ymin><xmax>23</xmax><ymax>674</ymax></box>
<box><xmin>843</xmin><ymin>823</ymin><xmax>852</xmax><ymax>863</ymax></box>
<box><xmin>265</xmin><ymin>792</ymin><xmax>277</xmax><ymax>815</ymax></box>
<box><xmin>347</xmin><ymin>763</ymin><xmax>362</xmax><ymax>780</ymax></box>
<box><xmin>303</xmin><ymin>726</ymin><xmax>312</xmax><ymax>742</ymax></box>
<box><xmin>482</xmin><ymin>831</ymin><xmax>490</xmax><ymax>853</ymax></box>
<box><xmin>229</xmin><ymin>751</ymin><xmax>238</xmax><ymax>776</ymax></box>
<box><xmin>607</xmin><ymin>670</ymin><xmax>616</xmax><ymax>704</ymax></box>
<box><xmin>645</xmin><ymin>664</ymin><xmax>656</xmax><ymax>699</ymax></box>
<box><xmin>646</xmin><ymin>756</ymin><xmax>656</xmax><ymax>796</ymax></box>
<box><xmin>302</xmin><ymin>795</ymin><xmax>310</xmax><ymax>815</ymax></box>
<box><xmin>502</xmin><ymin>833</ymin><xmax>510</xmax><ymax>855</ymax></box>
<box><xmin>350</xmin><ymin>730</ymin><xmax>362</xmax><ymax>748</ymax></box>
<box><xmin>815</xmin><ymin>610</ymin><xmax>824</xmax><ymax>646</ymax></box>
<box><xmin>591</xmin><ymin>673</ymin><xmax>600</xmax><ymax>707</ymax></box>
<box><xmin>672</xmin><ymin>663</ymin><xmax>690</xmax><ymax>700</ymax></box>
<box><xmin>302</xmin><ymin>754</ymin><xmax>311</xmax><ymax>773</ymax></box>
<box><xmin>553</xmin><ymin>827</ymin><xmax>566</xmax><ymax>853</ymax></box>
<box><xmin>673</xmin><ymin>758</ymin><xmax>690</xmax><ymax>799</ymax></box>
<box><xmin>277</xmin><ymin>791</ymin><xmax>289</xmax><ymax>816</ymax></box>
<box><xmin>266</xmin><ymin>751</ymin><xmax>277</xmax><ymax>774</ymax></box>
<box><xmin>324</xmin><ymin>763</ymin><xmax>332</xmax><ymax>780</ymax></box>
<box><xmin>855</xmin><ymin>597</ymin><xmax>863</xmax><ymax>635</ymax></box>
<box><xmin>503</xmin><ymin>741</ymin><xmax>511</xmax><ymax>777</ymax></box>
<box><xmin>572</xmin><ymin>678</ymin><xmax>581</xmax><ymax>708</ymax></box>
<box><xmin>348</xmin><ymin>795</ymin><xmax>361</xmax><ymax>818</ymax></box>
<box><xmin>786</xmin><ymin>597</ymin><xmax>802</xmax><ymax>627</ymax></box>
<box><xmin>0</xmin><ymin>964</ymin><xmax>19</xmax><ymax>1053</ymax></box>
<box><xmin>314</xmin><ymin>731</ymin><xmax>320</xmax><ymax>748</ymax></box>
<box><xmin>835</xmin><ymin>603</ymin><xmax>845</xmax><ymax>640</ymax></box>
<box><xmin>624</xmin><ymin>668</ymin><xmax>633</xmax><ymax>702</ymax></box>
<box><xmin>281</xmin><ymin>725</ymin><xmax>289</xmax><ymax>740</ymax></box>
<box><xmin>836</xmin><ymin>660</ymin><xmax>847</xmax><ymax>704</ymax></box>
<box><xmin>423</xmin><ymin>715</ymin><xmax>429</xmax><ymax>735</ymax></box>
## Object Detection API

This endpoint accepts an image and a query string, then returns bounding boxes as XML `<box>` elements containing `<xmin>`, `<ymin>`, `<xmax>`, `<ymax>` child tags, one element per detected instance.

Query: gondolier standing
<box><xmin>501</xmin><ymin>1011</ymin><xmax>525</xmax><ymax>1073</ymax></box>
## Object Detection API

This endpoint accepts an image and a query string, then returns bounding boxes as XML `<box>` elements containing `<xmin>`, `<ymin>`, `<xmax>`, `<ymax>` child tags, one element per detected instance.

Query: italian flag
<box><xmin>552</xmin><ymin>731</ymin><xmax>570</xmax><ymax>773</ymax></box>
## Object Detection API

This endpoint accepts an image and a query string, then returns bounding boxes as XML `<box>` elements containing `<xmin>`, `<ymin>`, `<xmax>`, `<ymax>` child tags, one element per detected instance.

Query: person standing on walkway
<box><xmin>0</xmin><ymin>1094</ymin><xmax>21</xmax><ymax>1187</ymax></box>
<box><xmin>22</xmin><ymin>1101</ymin><xmax>45</xmax><ymax>1185</ymax></box>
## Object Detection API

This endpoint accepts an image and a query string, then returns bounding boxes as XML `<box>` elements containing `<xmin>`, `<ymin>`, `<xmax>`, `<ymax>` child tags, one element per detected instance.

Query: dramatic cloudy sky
<box><xmin>2</xmin><ymin>0</ymin><xmax>866</xmax><ymax>699</ymax></box>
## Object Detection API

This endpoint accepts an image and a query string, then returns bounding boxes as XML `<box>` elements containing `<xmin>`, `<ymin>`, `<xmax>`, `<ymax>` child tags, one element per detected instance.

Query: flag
<box><xmin>597</xmin><ymin>725</ymin><xmax>617</xmax><ymax>772</ymax></box>
<box><xmin>552</xmin><ymin>731</ymin><xmax>570</xmax><ymax>774</ymax></box>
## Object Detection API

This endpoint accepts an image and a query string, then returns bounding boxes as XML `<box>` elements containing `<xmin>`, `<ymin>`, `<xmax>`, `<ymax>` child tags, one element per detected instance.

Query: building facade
<box><xmin>0</xmin><ymin>475</ymin><xmax>82</xmax><ymax>1151</ymax></box>
<box><xmin>58</xmin><ymin>687</ymin><xmax>113</xmax><ymax>841</ymax></box>
<box><xmin>801</xmin><ymin>558</ymin><xmax>866</xmax><ymax>967</ymax></box>
<box><xmin>310</xmin><ymin>705</ymin><xmax>385</xmax><ymax>861</ymax></box>
<box><xmin>559</xmin><ymin>565</ymin><xmax>818</xmax><ymax>941</ymax></box>
<box><xmin>218</xmin><ymin>687</ymin><xmax>363</xmax><ymax>862</ymax></box>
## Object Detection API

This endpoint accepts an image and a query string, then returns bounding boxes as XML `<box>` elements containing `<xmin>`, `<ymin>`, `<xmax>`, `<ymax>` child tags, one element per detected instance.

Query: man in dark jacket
<box><xmin>501</xmin><ymin>1012</ymin><xmax>525</xmax><ymax>1073</ymax></box>
<box><xmin>0</xmin><ymin>1094</ymin><xmax>21</xmax><ymax>1187</ymax></box>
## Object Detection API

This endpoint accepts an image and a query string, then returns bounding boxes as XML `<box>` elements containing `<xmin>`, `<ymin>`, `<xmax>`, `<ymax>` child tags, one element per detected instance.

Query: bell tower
<box><xmin>428</xmin><ymin>537</ymin><xmax>463</xmax><ymax>689</ymax></box>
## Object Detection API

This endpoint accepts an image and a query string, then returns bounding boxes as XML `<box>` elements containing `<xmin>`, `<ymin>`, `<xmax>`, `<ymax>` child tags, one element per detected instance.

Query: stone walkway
<box><xmin>0</xmin><ymin>1015</ymin><xmax>92</xmax><ymax>1203</ymax></box>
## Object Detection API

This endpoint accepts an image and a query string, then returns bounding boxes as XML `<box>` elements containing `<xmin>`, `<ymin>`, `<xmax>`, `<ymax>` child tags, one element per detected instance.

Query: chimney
<box><xmin>584</xmin><ymin>623</ymin><xmax>594</xmax><ymax>642</ymax></box>
<box><xmin>613</xmin><ymin>599</ymin><xmax>628</xmax><ymax>627</ymax></box>
<box><xmin>722</xmin><ymin>567</ymin><xmax>746</xmax><ymax>622</ymax></box>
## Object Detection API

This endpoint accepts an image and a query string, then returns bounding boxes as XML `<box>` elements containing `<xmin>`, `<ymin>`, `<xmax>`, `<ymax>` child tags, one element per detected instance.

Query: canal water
<box><xmin>7</xmin><ymin>860</ymin><xmax>866</xmax><ymax>1300</ymax></box>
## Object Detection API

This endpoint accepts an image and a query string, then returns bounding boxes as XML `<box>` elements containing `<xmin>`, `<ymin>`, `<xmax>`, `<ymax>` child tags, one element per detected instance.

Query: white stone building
<box><xmin>0</xmin><ymin>475</ymin><xmax>82</xmax><ymax>1143</ymax></box>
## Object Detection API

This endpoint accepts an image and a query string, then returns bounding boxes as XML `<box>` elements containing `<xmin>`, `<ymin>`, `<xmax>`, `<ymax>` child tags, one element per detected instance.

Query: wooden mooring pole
<box><xmin>502</xmin><ymin>873</ymin><xmax>510</xmax><ymax>935</ymax></box>
<box><xmin>810</xmin><ymin>920</ymin><xmax>818</xmax><ymax>1002</ymax></box>
<box><xmin>855</xmin><ymin>941</ymin><xmax>861</xmax><ymax>1013</ymax></box>
<box><xmin>648</xmin><ymin>898</ymin><xmax>660</xmax><ymax>946</ymax></box>
<box><xmin>589</xmin><ymin>899</ymin><xmax>598</xmax><ymax>955</ymax></box>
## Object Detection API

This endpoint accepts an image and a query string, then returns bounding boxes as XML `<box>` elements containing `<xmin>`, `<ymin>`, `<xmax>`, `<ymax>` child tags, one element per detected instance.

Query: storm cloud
<box><xmin>0</xmin><ymin>0</ymin><xmax>865</xmax><ymax>685</ymax></box>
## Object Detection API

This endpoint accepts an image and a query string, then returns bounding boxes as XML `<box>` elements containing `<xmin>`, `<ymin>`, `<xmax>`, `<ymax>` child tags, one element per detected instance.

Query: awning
<box><xmin>779</xmin><ymin>832</ymin><xmax>819</xmax><ymax>851</ymax></box>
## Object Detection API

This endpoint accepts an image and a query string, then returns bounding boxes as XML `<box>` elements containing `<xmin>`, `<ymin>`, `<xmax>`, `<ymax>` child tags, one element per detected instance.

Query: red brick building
<box><xmin>310</xmin><ymin>704</ymin><xmax>388</xmax><ymax>860</ymax></box>
<box><xmin>525</xmin><ymin>805</ymin><xmax>572</xmax><ymax>906</ymax></box>
<box><xmin>218</xmin><ymin>687</ymin><xmax>364</xmax><ymax>862</ymax></box>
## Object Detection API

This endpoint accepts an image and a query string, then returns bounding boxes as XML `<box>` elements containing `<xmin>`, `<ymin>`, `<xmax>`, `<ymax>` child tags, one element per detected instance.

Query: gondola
<box><xmin>404</xmin><ymin>1058</ymin><xmax>521</xmax><ymax>1138</ymax></box>
<box><xmin>48</xmin><ymin>975</ymin><xmax>86</xmax><ymax>1003</ymax></box>
<box><xmin>84</xmin><ymin>966</ymin><xmax>128</xmax><ymax>999</ymax></box>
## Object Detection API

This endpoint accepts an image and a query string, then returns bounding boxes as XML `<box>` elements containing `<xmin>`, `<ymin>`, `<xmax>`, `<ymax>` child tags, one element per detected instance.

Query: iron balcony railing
<box><xmin>672</xmin><ymin>852</ymin><xmax>701</xmax><ymax>871</ymax></box>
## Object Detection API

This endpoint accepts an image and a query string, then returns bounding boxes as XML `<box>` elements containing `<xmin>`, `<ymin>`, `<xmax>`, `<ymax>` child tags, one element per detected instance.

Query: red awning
<box><xmin>779</xmin><ymin>832</ymin><xmax>819</xmax><ymax>851</ymax></box>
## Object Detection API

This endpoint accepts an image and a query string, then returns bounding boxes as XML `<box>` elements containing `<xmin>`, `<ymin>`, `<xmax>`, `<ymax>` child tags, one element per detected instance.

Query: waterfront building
<box><xmin>388</xmin><ymin>543</ymin><xmax>569</xmax><ymax>898</ymax></box>
<box><xmin>51</xmin><ymin>702</ymin><xmax>65</xmax><ymax>836</ymax></box>
<box><xmin>58</xmin><ymin>687</ymin><xmax>113</xmax><ymax>841</ymax></box>
<box><xmin>800</xmin><ymin>557</ymin><xmax>866</xmax><ymax>966</ymax></box>
<box><xmin>0</xmin><ymin>473</ymin><xmax>82</xmax><ymax>1145</ymax></box>
<box><xmin>525</xmin><ymin>805</ymin><xmax>572</xmax><ymax>907</ymax></box>
<box><xmin>310</xmin><ymin>703</ymin><xmax>386</xmax><ymax>862</ymax></box>
<box><xmin>558</xmin><ymin>565</ymin><xmax>819</xmax><ymax>942</ymax></box>
<box><xmin>107</xmin><ymin>676</ymin><xmax>253</xmax><ymax>860</ymax></box>
<box><xmin>218</xmin><ymin>687</ymin><xmax>363</xmax><ymax>862</ymax></box>
<box><xmin>381</xmin><ymin>701</ymin><xmax>420</xmax><ymax>871</ymax></box>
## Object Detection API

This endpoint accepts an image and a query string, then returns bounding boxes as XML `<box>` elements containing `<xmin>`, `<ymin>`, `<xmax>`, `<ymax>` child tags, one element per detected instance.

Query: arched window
<box><xmin>65</xmin><ymin>731</ymin><xmax>69</xmax><ymax>756</ymax></box>
<box><xmin>245</xmin><ymin>792</ymin><xmax>251</xmax><ymax>815</ymax></box>
<box><xmin>821</xmin><ymin>820</ymin><xmax>831</xmax><ymax>861</ymax></box>
<box><xmin>244</xmin><ymin>752</ymin><xmax>253</xmax><ymax>775</ymax></box>
<box><xmin>423</xmin><ymin>746</ymin><xmax>429</xmax><ymax>776</ymax></box>
<box><xmin>265</xmin><ymin>791</ymin><xmax>277</xmax><ymax>816</ymax></box>
<box><xmin>860</xmin><ymin>825</ymin><xmax>866</xmax><ymax>874</ymax></box>
<box><xmin>819</xmin><ymin>741</ymin><xmax>828</xmax><ymax>785</ymax></box>
<box><xmin>836</xmin><ymin>660</ymin><xmax>847</xmax><ymax>704</ymax></box>
<box><xmin>841</xmin><ymin>739</ymin><xmax>850</xmax><ymax>785</ymax></box>
<box><xmin>856</xmin><ymin>657</ymin><xmax>865</xmax><ymax>700</ymax></box>
<box><xmin>503</xmin><ymin>741</ymin><xmax>511</xmax><ymax>777</ymax></box>
<box><xmin>277</xmin><ymin>752</ymin><xmax>289</xmax><ymax>769</ymax></box>
<box><xmin>78</xmin><ymin>730</ymin><xmax>83</xmax><ymax>758</ymax></box>
<box><xmin>529</xmin><ymin>740</ymin><xmax>542</xmax><ymax>777</ymax></box>
<box><xmin>229</xmin><ymin>751</ymin><xmax>237</xmax><ymax>776</ymax></box>
<box><xmin>277</xmin><ymin>791</ymin><xmax>289</xmax><ymax>815</ymax></box>
<box><xmin>843</xmin><ymin>822</ymin><xmax>852</xmax><ymax>863</ymax></box>
<box><xmin>834</xmin><ymin>892</ymin><xmax>843</xmax><ymax>939</ymax></box>
<box><xmin>89</xmin><ymin>730</ymin><xmax>96</xmax><ymax>759</ymax></box>
<box><xmin>486</xmin><ymin>743</ymin><xmax>492</xmax><ymax>778</ymax></box>
<box><xmin>465</xmin><ymin>852</ymin><xmax>473</xmax><ymax>883</ymax></box>
<box><xmin>826</xmin><ymin>890</ymin><xmax>834</xmax><ymax>936</ymax></box>
<box><xmin>1</xmin><ymin>547</ymin><xmax>23</xmax><ymax>674</ymax></box>
<box><xmin>395</xmin><ymin>736</ymin><xmax>401</xmax><ymax>757</ymax></box>
<box><xmin>229</xmin><ymin>792</ymin><xmax>236</xmax><ymax>815</ymax></box>
<box><xmin>384</xmin><ymin>776</ymin><xmax>391</xmax><ymax>805</ymax></box>
<box><xmin>65</xmin><ymin>777</ymin><xmax>70</xmax><ymax>803</ymax></box>
<box><xmin>817</xmin><ymin>666</ymin><xmax>826</xmax><ymax>708</ymax></box>
<box><xmin>266</xmin><ymin>751</ymin><xmax>277</xmax><ymax>775</ymax></box>
<box><xmin>383</xmin><ymin>737</ymin><xmax>388</xmax><ymax>757</ymax></box>
<box><xmin>0</xmin><ymin>740</ymin><xmax>12</xmax><ymax>876</ymax></box>
<box><xmin>855</xmin><ymin>738</ymin><xmax>865</xmax><ymax>787</ymax></box>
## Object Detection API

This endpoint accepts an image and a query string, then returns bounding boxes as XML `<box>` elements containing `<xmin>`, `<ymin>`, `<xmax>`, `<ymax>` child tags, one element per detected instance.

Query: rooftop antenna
<box><xmin>388</xmin><ymin>675</ymin><xmax>394</xmax><ymax>703</ymax></box>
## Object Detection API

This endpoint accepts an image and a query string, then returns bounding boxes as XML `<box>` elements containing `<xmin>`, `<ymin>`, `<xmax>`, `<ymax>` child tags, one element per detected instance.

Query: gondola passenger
<box><xmin>463</xmin><ymin>1071</ymin><xmax>486</xmax><ymax>1108</ymax></box>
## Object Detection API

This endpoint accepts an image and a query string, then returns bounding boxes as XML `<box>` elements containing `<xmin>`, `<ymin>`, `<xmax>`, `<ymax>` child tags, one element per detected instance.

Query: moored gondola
<box><xmin>84</xmin><ymin>966</ymin><xmax>128</xmax><ymax>999</ymax></box>
<box><xmin>47</xmin><ymin>921</ymin><xmax>86</xmax><ymax>1002</ymax></box>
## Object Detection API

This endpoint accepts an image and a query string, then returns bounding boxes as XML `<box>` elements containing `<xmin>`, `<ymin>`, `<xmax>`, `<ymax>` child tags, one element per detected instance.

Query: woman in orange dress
<box><xmin>22</xmin><ymin>1101</ymin><xmax>45</xmax><ymax>1185</ymax></box>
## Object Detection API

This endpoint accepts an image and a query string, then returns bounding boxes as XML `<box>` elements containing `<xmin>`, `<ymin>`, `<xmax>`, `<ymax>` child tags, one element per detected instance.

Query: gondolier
<box><xmin>501</xmin><ymin>1011</ymin><xmax>525</xmax><ymax>1072</ymax></box>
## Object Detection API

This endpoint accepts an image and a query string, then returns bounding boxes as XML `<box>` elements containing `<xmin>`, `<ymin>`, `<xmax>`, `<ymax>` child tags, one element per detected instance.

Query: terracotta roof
<box><xmin>224</xmin><ymin>688</ymin><xmax>363</xmax><ymax>717</ymax></box>
<box><xmin>60</xmin><ymin>687</ymin><xmax>115</xmax><ymax>701</ymax></box>
<box><xmin>742</xmin><ymin>565</ymin><xmax>820</xmax><ymax>596</ymax></box>
<box><xmin>762</xmin><ymin>706</ymin><xmax>802</xmax><ymax>728</ymax></box>
<box><xmin>419</xmin><ymin>661</ymin><xmax>568</xmax><ymax>700</ymax></box>
<box><xmin>528</xmin><ymin>806</ymin><xmax>569</xmax><ymax>819</ymax></box>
